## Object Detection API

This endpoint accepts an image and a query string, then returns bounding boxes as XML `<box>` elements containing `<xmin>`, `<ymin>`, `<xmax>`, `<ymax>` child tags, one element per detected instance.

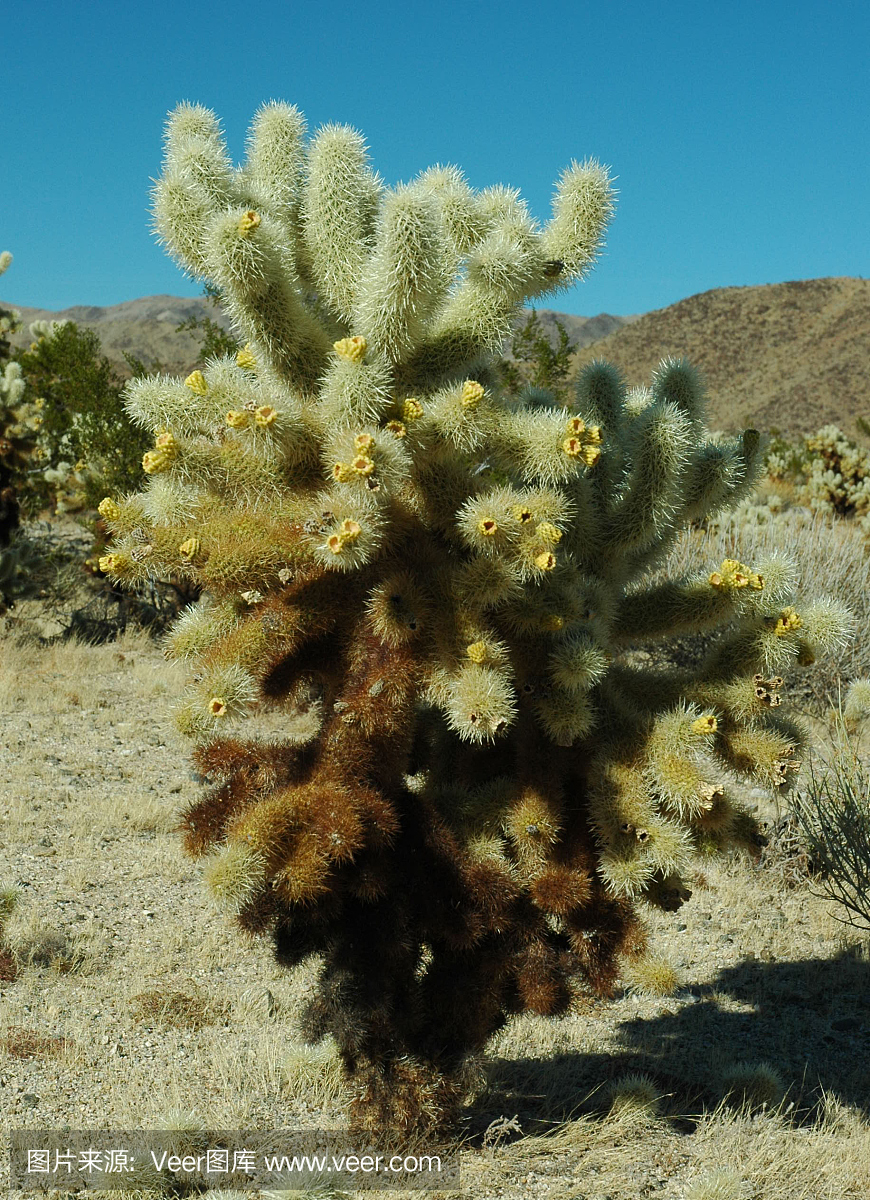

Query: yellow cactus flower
<box><xmin>774</xmin><ymin>607</ymin><xmax>803</xmax><ymax>636</ymax></box>
<box><xmin>226</xmin><ymin>410</ymin><xmax>250</xmax><ymax>429</ymax></box>
<box><xmin>254</xmin><ymin>405</ymin><xmax>277</xmax><ymax>427</ymax></box>
<box><xmin>340</xmin><ymin>519</ymin><xmax>362</xmax><ymax>542</ymax></box>
<box><xmin>461</xmin><ymin>380</ymin><xmax>484</xmax><ymax>409</ymax></box>
<box><xmin>332</xmin><ymin>461</ymin><xmax>355</xmax><ymax>483</ymax></box>
<box><xmin>709</xmin><ymin>559</ymin><xmax>764</xmax><ymax>591</ymax></box>
<box><xmin>98</xmin><ymin>553</ymin><xmax>125</xmax><ymax>573</ymax></box>
<box><xmin>327</xmin><ymin>533</ymin><xmax>344</xmax><ymax>554</ymax></box>
<box><xmin>562</xmin><ymin>420</ymin><xmax>602</xmax><ymax>466</ymax></box>
<box><xmin>354</xmin><ymin>432</ymin><xmax>376</xmax><ymax>452</ymax></box>
<box><xmin>236</xmin><ymin>343</ymin><xmax>257</xmax><ymax>370</ymax></box>
<box><xmin>535</xmin><ymin>550</ymin><xmax>557</xmax><ymax>571</ymax></box>
<box><xmin>477</xmin><ymin>517</ymin><xmax>499</xmax><ymax>537</ymax></box>
<box><xmin>511</xmin><ymin>505</ymin><xmax>534</xmax><ymax>523</ymax></box>
<box><xmin>98</xmin><ymin>497</ymin><xmax>121</xmax><ymax>521</ymax></box>
<box><xmin>155</xmin><ymin>431</ymin><xmax>178</xmax><ymax>454</ymax></box>
<box><xmin>352</xmin><ymin>455</ymin><xmax>375</xmax><ymax>476</ymax></box>
<box><xmin>466</xmin><ymin>641</ymin><xmax>488</xmax><ymax>664</ymax></box>
<box><xmin>691</xmin><ymin>714</ymin><xmax>718</xmax><ymax>735</ymax></box>
<box><xmin>541</xmin><ymin>614</ymin><xmax>565</xmax><ymax>632</ymax></box>
<box><xmin>537</xmin><ymin>522</ymin><xmax>562</xmax><ymax>544</ymax></box>
<box><xmin>185</xmin><ymin>370</ymin><xmax>208</xmax><ymax>396</ymax></box>
<box><xmin>178</xmin><ymin>537</ymin><xmax>200</xmax><ymax>560</ymax></box>
<box><xmin>142</xmin><ymin>448</ymin><xmax>170</xmax><ymax>474</ymax></box>
<box><xmin>385</xmin><ymin>420</ymin><xmax>407</xmax><ymax>438</ymax></box>
<box><xmin>209</xmin><ymin>697</ymin><xmax>228</xmax><ymax>716</ymax></box>
<box><xmin>333</xmin><ymin>335</ymin><xmax>367</xmax><ymax>363</ymax></box>
<box><xmin>402</xmin><ymin>397</ymin><xmax>424</xmax><ymax>421</ymax></box>
<box><xmin>238</xmin><ymin>210</ymin><xmax>261</xmax><ymax>235</ymax></box>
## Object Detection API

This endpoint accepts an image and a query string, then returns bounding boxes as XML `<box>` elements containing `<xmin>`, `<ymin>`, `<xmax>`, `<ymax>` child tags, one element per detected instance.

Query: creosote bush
<box><xmin>100</xmin><ymin>100</ymin><xmax>853</xmax><ymax>1132</ymax></box>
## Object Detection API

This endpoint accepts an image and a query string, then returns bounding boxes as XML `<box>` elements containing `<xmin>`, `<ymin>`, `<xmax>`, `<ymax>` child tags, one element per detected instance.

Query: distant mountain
<box><xmin>572</xmin><ymin>277</ymin><xmax>870</xmax><ymax>438</ymax></box>
<box><xmin>2</xmin><ymin>295</ymin><xmax>235</xmax><ymax>374</ymax></box>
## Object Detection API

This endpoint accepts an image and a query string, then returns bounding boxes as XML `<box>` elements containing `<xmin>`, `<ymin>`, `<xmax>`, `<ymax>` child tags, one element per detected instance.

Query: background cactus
<box><xmin>99</xmin><ymin>102</ymin><xmax>853</xmax><ymax>1131</ymax></box>
<box><xmin>0</xmin><ymin>251</ymin><xmax>43</xmax><ymax>545</ymax></box>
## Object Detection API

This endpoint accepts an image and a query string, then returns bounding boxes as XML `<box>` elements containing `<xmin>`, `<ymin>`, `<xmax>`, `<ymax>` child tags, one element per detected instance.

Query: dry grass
<box><xmin>129</xmin><ymin>987</ymin><xmax>229</xmax><ymax>1031</ymax></box>
<box><xmin>1</xmin><ymin>1025</ymin><xmax>73</xmax><ymax>1060</ymax></box>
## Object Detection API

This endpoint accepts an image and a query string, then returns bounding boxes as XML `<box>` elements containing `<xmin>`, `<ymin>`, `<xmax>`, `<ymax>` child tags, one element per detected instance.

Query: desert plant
<box><xmin>499</xmin><ymin>307</ymin><xmax>577</xmax><ymax>404</ymax></box>
<box><xmin>16</xmin><ymin>320</ymin><xmax>150</xmax><ymax>510</ymax></box>
<box><xmin>100</xmin><ymin>100</ymin><xmax>852</xmax><ymax>1131</ymax></box>
<box><xmin>0</xmin><ymin>251</ymin><xmax>44</xmax><ymax>543</ymax></box>
<box><xmin>791</xmin><ymin>702</ymin><xmax>870</xmax><ymax>930</ymax></box>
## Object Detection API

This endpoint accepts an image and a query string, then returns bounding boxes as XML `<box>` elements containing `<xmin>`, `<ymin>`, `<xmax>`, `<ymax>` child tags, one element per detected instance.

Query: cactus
<box><xmin>100</xmin><ymin>102</ymin><xmax>853</xmax><ymax>1131</ymax></box>
<box><xmin>0</xmin><ymin>252</ymin><xmax>44</xmax><ymax>544</ymax></box>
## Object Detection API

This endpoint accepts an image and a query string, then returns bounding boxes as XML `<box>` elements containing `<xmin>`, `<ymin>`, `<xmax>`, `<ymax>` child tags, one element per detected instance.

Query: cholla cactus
<box><xmin>101</xmin><ymin>102</ymin><xmax>853</xmax><ymax>1131</ymax></box>
<box><xmin>800</xmin><ymin>425</ymin><xmax>870</xmax><ymax>530</ymax></box>
<box><xmin>0</xmin><ymin>252</ymin><xmax>45</xmax><ymax>543</ymax></box>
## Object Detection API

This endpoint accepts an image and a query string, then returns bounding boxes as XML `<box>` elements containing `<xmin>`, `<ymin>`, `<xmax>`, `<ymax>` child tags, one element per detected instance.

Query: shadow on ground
<box><xmin>466</xmin><ymin>947</ymin><xmax>870</xmax><ymax>1137</ymax></box>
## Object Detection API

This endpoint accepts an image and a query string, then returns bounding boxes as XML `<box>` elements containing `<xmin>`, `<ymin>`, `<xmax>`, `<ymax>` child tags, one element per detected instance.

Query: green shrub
<box><xmin>16</xmin><ymin>321</ymin><xmax>150</xmax><ymax>511</ymax></box>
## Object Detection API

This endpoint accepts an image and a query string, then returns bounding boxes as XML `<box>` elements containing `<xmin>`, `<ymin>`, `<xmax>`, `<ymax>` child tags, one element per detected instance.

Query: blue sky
<box><xmin>2</xmin><ymin>0</ymin><xmax>867</xmax><ymax>317</ymax></box>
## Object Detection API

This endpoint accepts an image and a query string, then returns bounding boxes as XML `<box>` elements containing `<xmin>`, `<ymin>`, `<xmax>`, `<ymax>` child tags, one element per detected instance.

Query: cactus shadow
<box><xmin>468</xmin><ymin>947</ymin><xmax>870</xmax><ymax>1135</ymax></box>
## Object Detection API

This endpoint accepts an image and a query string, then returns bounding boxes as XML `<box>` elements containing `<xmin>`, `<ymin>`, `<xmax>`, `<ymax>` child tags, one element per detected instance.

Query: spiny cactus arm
<box><xmin>398</xmin><ymin>191</ymin><xmax>544</xmax><ymax>387</ymax></box>
<box><xmin>201</xmin><ymin>207</ymin><xmax>331</xmax><ymax>395</ymax></box>
<box><xmin>151</xmin><ymin>104</ymin><xmax>241</xmax><ymax>279</ymax></box>
<box><xmin>650</xmin><ymin>357</ymin><xmax>708</xmax><ymax>429</ymax></box>
<box><xmin>301</xmin><ymin>124</ymin><xmax>383</xmax><ymax>325</ymax></box>
<box><xmin>534</xmin><ymin>159</ymin><xmax>616</xmax><ymax>298</ymax></box>
<box><xmin>603</xmin><ymin>398</ymin><xmax>694</xmax><ymax>553</ymax></box>
<box><xmin>412</xmin><ymin>165</ymin><xmax>487</xmax><ymax>265</ymax></box>
<box><xmin>241</xmin><ymin>101</ymin><xmax>309</xmax><ymax>273</ymax></box>
<box><xmin>679</xmin><ymin>428</ymin><xmax>764</xmax><ymax>527</ymax></box>
<box><xmin>610</xmin><ymin>547</ymin><xmax>781</xmax><ymax>642</ymax></box>
<box><xmin>351</xmin><ymin>184</ymin><xmax>451</xmax><ymax>364</ymax></box>
<box><xmin>0</xmin><ymin>251</ymin><xmax>11</xmax><ymax>277</ymax></box>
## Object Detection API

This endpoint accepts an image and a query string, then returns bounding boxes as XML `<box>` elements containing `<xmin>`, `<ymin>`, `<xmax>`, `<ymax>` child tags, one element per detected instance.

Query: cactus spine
<box><xmin>102</xmin><ymin>104</ymin><xmax>852</xmax><ymax>1131</ymax></box>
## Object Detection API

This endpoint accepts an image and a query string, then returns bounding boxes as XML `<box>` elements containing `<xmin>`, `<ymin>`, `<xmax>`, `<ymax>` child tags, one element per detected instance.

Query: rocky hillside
<box><xmin>572</xmin><ymin>277</ymin><xmax>870</xmax><ymax>438</ymax></box>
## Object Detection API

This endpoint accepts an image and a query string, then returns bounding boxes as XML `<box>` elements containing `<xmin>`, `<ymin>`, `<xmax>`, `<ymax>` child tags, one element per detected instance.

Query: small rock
<box><xmin>21</xmin><ymin>1093</ymin><xmax>39</xmax><ymax>1108</ymax></box>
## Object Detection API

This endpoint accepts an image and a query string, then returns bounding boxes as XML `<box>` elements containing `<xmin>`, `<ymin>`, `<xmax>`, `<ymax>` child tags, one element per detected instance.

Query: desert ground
<box><xmin>2</xmin><ymin>510</ymin><xmax>870</xmax><ymax>1199</ymax></box>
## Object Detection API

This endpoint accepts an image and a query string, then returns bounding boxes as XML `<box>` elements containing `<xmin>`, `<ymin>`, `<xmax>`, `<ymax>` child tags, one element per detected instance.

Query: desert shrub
<box><xmin>15</xmin><ymin>320</ymin><xmax>150</xmax><ymax>511</ymax></box>
<box><xmin>791</xmin><ymin>702</ymin><xmax>870</xmax><ymax>931</ymax></box>
<box><xmin>98</xmin><ymin>99</ymin><xmax>852</xmax><ymax>1132</ymax></box>
<box><xmin>498</xmin><ymin>307</ymin><xmax>577</xmax><ymax>405</ymax></box>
